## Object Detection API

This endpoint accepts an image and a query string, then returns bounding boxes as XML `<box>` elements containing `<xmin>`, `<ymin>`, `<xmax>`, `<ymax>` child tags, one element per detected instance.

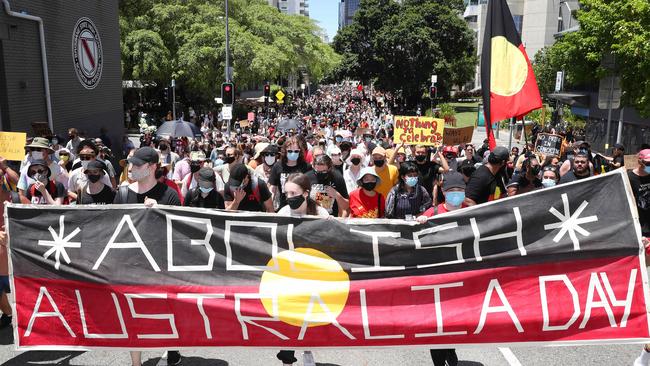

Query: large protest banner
<box><xmin>393</xmin><ymin>116</ymin><xmax>444</xmax><ymax>146</ymax></box>
<box><xmin>6</xmin><ymin>170</ymin><xmax>650</xmax><ymax>350</ymax></box>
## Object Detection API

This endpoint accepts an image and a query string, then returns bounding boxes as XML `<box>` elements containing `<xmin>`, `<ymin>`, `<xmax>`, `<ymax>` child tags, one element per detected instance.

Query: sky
<box><xmin>309</xmin><ymin>0</ymin><xmax>339</xmax><ymax>42</ymax></box>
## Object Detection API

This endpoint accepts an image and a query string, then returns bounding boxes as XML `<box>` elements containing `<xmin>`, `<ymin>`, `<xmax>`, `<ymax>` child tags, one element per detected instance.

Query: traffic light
<box><xmin>429</xmin><ymin>86</ymin><xmax>437</xmax><ymax>99</ymax></box>
<box><xmin>163</xmin><ymin>87</ymin><xmax>170</xmax><ymax>103</ymax></box>
<box><xmin>263</xmin><ymin>84</ymin><xmax>270</xmax><ymax>98</ymax></box>
<box><xmin>222</xmin><ymin>82</ymin><xmax>234</xmax><ymax>105</ymax></box>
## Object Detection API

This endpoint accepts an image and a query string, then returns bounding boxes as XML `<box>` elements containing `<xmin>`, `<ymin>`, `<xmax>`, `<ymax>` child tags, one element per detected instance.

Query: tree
<box><xmin>332</xmin><ymin>0</ymin><xmax>476</xmax><ymax>108</ymax></box>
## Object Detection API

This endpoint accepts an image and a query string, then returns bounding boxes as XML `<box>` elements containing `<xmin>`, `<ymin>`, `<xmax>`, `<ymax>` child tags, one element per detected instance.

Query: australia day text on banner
<box><xmin>393</xmin><ymin>116</ymin><xmax>444</xmax><ymax>146</ymax></box>
<box><xmin>6</xmin><ymin>169</ymin><xmax>650</xmax><ymax>350</ymax></box>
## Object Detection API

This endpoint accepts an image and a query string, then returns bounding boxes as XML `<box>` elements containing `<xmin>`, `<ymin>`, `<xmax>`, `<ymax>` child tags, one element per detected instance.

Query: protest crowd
<box><xmin>0</xmin><ymin>84</ymin><xmax>649</xmax><ymax>366</ymax></box>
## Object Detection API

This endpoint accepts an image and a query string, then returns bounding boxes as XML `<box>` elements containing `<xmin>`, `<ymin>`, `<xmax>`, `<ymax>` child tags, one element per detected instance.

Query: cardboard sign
<box><xmin>624</xmin><ymin>155</ymin><xmax>638</xmax><ymax>170</ymax></box>
<box><xmin>239</xmin><ymin>120</ymin><xmax>250</xmax><ymax>128</ymax></box>
<box><xmin>0</xmin><ymin>132</ymin><xmax>27</xmax><ymax>161</ymax></box>
<box><xmin>443</xmin><ymin>126</ymin><xmax>474</xmax><ymax>145</ymax></box>
<box><xmin>393</xmin><ymin>116</ymin><xmax>444</xmax><ymax>146</ymax></box>
<box><xmin>535</xmin><ymin>133</ymin><xmax>563</xmax><ymax>157</ymax></box>
<box><xmin>247</xmin><ymin>112</ymin><xmax>255</xmax><ymax>122</ymax></box>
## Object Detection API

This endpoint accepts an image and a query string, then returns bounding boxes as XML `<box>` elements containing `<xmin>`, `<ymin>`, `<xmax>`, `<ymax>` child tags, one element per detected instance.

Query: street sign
<box><xmin>555</xmin><ymin>71</ymin><xmax>563</xmax><ymax>92</ymax></box>
<box><xmin>222</xmin><ymin>106</ymin><xmax>232</xmax><ymax>120</ymax></box>
<box><xmin>598</xmin><ymin>76</ymin><xmax>621</xmax><ymax>109</ymax></box>
<box><xmin>431</xmin><ymin>75</ymin><xmax>437</xmax><ymax>84</ymax></box>
<box><xmin>275</xmin><ymin>89</ymin><xmax>285</xmax><ymax>102</ymax></box>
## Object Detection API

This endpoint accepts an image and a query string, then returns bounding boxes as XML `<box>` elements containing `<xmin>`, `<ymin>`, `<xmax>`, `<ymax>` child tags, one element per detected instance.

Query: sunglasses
<box><xmin>262</xmin><ymin>153</ymin><xmax>276</xmax><ymax>157</ymax></box>
<box><xmin>287</xmin><ymin>150</ymin><xmax>300</xmax><ymax>154</ymax></box>
<box><xmin>30</xmin><ymin>169</ymin><xmax>47</xmax><ymax>175</ymax></box>
<box><xmin>79</xmin><ymin>155</ymin><xmax>95</xmax><ymax>160</ymax></box>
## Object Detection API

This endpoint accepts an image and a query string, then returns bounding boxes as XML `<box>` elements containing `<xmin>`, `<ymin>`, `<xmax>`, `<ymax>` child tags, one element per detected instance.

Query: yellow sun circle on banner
<box><xmin>259</xmin><ymin>248</ymin><xmax>350</xmax><ymax>327</ymax></box>
<box><xmin>490</xmin><ymin>36</ymin><xmax>528</xmax><ymax>97</ymax></box>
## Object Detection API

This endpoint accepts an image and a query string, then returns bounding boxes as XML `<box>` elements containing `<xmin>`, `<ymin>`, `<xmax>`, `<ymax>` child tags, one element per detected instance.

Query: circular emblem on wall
<box><xmin>72</xmin><ymin>17</ymin><xmax>103</xmax><ymax>89</ymax></box>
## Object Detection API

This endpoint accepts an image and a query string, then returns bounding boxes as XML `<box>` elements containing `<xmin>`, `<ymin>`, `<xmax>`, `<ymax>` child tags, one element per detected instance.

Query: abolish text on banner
<box><xmin>6</xmin><ymin>170</ymin><xmax>650</xmax><ymax>350</ymax></box>
<box><xmin>393</xmin><ymin>116</ymin><xmax>444</xmax><ymax>146</ymax></box>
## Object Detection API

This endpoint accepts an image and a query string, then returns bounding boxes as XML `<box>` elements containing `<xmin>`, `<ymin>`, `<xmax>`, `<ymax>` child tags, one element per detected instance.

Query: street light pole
<box><xmin>171</xmin><ymin>79</ymin><xmax>176</xmax><ymax>120</ymax></box>
<box><xmin>224</xmin><ymin>0</ymin><xmax>232</xmax><ymax>135</ymax></box>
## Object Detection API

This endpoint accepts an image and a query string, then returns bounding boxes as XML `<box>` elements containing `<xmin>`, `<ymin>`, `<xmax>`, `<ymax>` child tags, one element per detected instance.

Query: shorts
<box><xmin>0</xmin><ymin>276</ymin><xmax>10</xmax><ymax>294</ymax></box>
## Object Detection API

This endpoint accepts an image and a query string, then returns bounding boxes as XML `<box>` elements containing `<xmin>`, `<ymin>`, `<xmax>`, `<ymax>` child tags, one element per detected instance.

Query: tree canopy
<box><xmin>119</xmin><ymin>0</ymin><xmax>340</xmax><ymax>104</ymax></box>
<box><xmin>332</xmin><ymin>0</ymin><xmax>476</xmax><ymax>107</ymax></box>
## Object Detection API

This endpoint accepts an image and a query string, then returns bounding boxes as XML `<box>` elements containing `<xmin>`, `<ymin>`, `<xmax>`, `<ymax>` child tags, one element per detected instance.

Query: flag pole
<box><xmin>508</xmin><ymin>118</ymin><xmax>515</xmax><ymax>150</ymax></box>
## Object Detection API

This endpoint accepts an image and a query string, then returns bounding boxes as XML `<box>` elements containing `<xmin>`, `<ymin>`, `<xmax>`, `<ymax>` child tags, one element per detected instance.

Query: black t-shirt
<box><xmin>466</xmin><ymin>165</ymin><xmax>507</xmax><ymax>204</ymax></box>
<box><xmin>78</xmin><ymin>184</ymin><xmax>116</xmax><ymax>205</ymax></box>
<box><xmin>224</xmin><ymin>177</ymin><xmax>272</xmax><ymax>212</ymax></box>
<box><xmin>268</xmin><ymin>161</ymin><xmax>312</xmax><ymax>207</ymax></box>
<box><xmin>628</xmin><ymin>170</ymin><xmax>650</xmax><ymax>236</ymax></box>
<box><xmin>416</xmin><ymin>160</ymin><xmax>441</xmax><ymax>194</ymax></box>
<box><xmin>26</xmin><ymin>181</ymin><xmax>66</xmax><ymax>204</ymax></box>
<box><xmin>113</xmin><ymin>182</ymin><xmax>181</xmax><ymax>205</ymax></box>
<box><xmin>184</xmin><ymin>188</ymin><xmax>225</xmax><ymax>209</ymax></box>
<box><xmin>559</xmin><ymin>170</ymin><xmax>591</xmax><ymax>184</ymax></box>
<box><xmin>305</xmin><ymin>169</ymin><xmax>349</xmax><ymax>216</ymax></box>
<box><xmin>507</xmin><ymin>173</ymin><xmax>542</xmax><ymax>194</ymax></box>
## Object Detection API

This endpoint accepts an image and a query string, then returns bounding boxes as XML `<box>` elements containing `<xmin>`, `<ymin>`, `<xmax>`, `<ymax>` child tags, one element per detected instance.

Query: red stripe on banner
<box><xmin>13</xmin><ymin>255</ymin><xmax>649</xmax><ymax>349</ymax></box>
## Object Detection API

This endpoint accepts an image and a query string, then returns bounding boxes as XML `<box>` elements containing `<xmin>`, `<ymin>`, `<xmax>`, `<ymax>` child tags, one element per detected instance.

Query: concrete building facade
<box><xmin>268</xmin><ymin>0</ymin><xmax>309</xmax><ymax>17</ymax></box>
<box><xmin>0</xmin><ymin>0</ymin><xmax>123</xmax><ymax>145</ymax></box>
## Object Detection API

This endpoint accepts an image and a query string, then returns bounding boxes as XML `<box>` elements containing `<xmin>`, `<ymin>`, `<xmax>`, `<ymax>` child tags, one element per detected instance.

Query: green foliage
<box><xmin>526</xmin><ymin>105</ymin><xmax>551</xmax><ymax>125</ymax></box>
<box><xmin>538</xmin><ymin>0</ymin><xmax>650</xmax><ymax>116</ymax></box>
<box><xmin>437</xmin><ymin>103</ymin><xmax>456</xmax><ymax>118</ymax></box>
<box><xmin>120</xmin><ymin>0</ymin><xmax>340</xmax><ymax>104</ymax></box>
<box><xmin>562</xmin><ymin>106</ymin><xmax>586</xmax><ymax>130</ymax></box>
<box><xmin>332</xmin><ymin>0</ymin><xmax>476</xmax><ymax>107</ymax></box>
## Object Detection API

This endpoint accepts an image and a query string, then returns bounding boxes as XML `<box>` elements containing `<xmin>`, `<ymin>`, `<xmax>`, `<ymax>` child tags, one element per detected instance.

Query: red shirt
<box><xmin>349</xmin><ymin>188</ymin><xmax>385</xmax><ymax>218</ymax></box>
<box><xmin>422</xmin><ymin>203</ymin><xmax>468</xmax><ymax>217</ymax></box>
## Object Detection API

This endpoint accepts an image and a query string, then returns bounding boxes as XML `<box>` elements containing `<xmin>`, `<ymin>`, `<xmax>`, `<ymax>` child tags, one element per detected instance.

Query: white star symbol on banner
<box><xmin>37</xmin><ymin>215</ymin><xmax>82</xmax><ymax>270</ymax></box>
<box><xmin>543</xmin><ymin>193</ymin><xmax>598</xmax><ymax>250</ymax></box>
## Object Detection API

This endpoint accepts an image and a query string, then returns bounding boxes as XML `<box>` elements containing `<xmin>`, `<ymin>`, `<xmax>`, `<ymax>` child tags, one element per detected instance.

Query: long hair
<box><xmin>280</xmin><ymin>136</ymin><xmax>305</xmax><ymax>164</ymax></box>
<box><xmin>286</xmin><ymin>173</ymin><xmax>318</xmax><ymax>216</ymax></box>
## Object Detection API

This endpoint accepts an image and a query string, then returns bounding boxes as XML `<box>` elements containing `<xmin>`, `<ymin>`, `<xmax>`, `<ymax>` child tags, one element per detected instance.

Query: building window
<box><xmin>512</xmin><ymin>15</ymin><xmax>523</xmax><ymax>36</ymax></box>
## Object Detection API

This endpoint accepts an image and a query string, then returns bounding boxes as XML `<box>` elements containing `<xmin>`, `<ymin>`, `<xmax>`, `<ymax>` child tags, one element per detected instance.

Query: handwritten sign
<box><xmin>393</xmin><ymin>116</ymin><xmax>444</xmax><ymax>146</ymax></box>
<box><xmin>534</xmin><ymin>133</ymin><xmax>563</xmax><ymax>157</ymax></box>
<box><xmin>0</xmin><ymin>132</ymin><xmax>27</xmax><ymax>161</ymax></box>
<box><xmin>443</xmin><ymin>126</ymin><xmax>474</xmax><ymax>145</ymax></box>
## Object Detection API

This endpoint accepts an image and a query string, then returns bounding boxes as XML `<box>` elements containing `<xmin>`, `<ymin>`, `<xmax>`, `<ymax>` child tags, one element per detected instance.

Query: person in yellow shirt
<box><xmin>372</xmin><ymin>146</ymin><xmax>398</xmax><ymax>197</ymax></box>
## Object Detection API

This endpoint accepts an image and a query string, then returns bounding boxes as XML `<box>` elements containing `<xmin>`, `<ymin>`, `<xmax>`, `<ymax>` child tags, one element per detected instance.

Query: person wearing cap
<box><xmin>628</xmin><ymin>149</ymin><xmax>650</xmax><ymax>237</ymax></box>
<box><xmin>68</xmin><ymin>140</ymin><xmax>113</xmax><ymax>202</ymax></box>
<box><xmin>56</xmin><ymin>148</ymin><xmax>73</xmax><ymax>173</ymax></box>
<box><xmin>372</xmin><ymin>146</ymin><xmax>399</xmax><ymax>198</ymax></box>
<box><xmin>183</xmin><ymin>167</ymin><xmax>225</xmax><ymax>209</ymax></box>
<box><xmin>17</xmin><ymin>137</ymin><xmax>63</xmax><ymax>201</ymax></box>
<box><xmin>344</xmin><ymin>148</ymin><xmax>366</xmax><ymax>194</ymax></box>
<box><xmin>24</xmin><ymin>160</ymin><xmax>65</xmax><ymax>205</ymax></box>
<box><xmin>113</xmin><ymin>146</ymin><xmax>180</xmax><ymax>206</ymax></box>
<box><xmin>559</xmin><ymin>150</ymin><xmax>592</xmax><ymax>184</ymax></box>
<box><xmin>180</xmin><ymin>151</ymin><xmax>214</xmax><ymax>199</ymax></box>
<box><xmin>349</xmin><ymin>167</ymin><xmax>385</xmax><ymax>218</ymax></box>
<box><xmin>603</xmin><ymin>143</ymin><xmax>625</xmax><ymax>169</ymax></box>
<box><xmin>327</xmin><ymin>146</ymin><xmax>345</xmax><ymax>174</ymax></box>
<box><xmin>465</xmin><ymin>146</ymin><xmax>510</xmax><ymax>205</ymax></box>
<box><xmin>224</xmin><ymin>163</ymin><xmax>273</xmax><ymax>212</ymax></box>
<box><xmin>76</xmin><ymin>160</ymin><xmax>115</xmax><ymax>205</ymax></box>
<box><xmin>417</xmin><ymin>172</ymin><xmax>468</xmax><ymax>222</ymax></box>
<box><xmin>254</xmin><ymin>144</ymin><xmax>279</xmax><ymax>182</ymax></box>
<box><xmin>248</xmin><ymin>142</ymin><xmax>270</xmax><ymax>170</ymax></box>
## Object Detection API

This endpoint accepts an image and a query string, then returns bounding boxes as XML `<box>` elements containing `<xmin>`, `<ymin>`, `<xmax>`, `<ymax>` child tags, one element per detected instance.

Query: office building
<box><xmin>269</xmin><ymin>0</ymin><xmax>309</xmax><ymax>17</ymax></box>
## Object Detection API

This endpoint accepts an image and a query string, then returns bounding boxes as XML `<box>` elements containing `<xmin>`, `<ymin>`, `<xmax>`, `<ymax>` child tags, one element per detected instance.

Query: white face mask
<box><xmin>31</xmin><ymin>151</ymin><xmax>44</xmax><ymax>160</ymax></box>
<box><xmin>264</xmin><ymin>156</ymin><xmax>276</xmax><ymax>166</ymax></box>
<box><xmin>129</xmin><ymin>166</ymin><xmax>151</xmax><ymax>182</ymax></box>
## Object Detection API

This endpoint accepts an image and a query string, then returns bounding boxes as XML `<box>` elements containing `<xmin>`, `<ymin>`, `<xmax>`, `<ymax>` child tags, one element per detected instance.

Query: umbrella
<box><xmin>276</xmin><ymin>118</ymin><xmax>302</xmax><ymax>131</ymax></box>
<box><xmin>156</xmin><ymin>120</ymin><xmax>200</xmax><ymax>138</ymax></box>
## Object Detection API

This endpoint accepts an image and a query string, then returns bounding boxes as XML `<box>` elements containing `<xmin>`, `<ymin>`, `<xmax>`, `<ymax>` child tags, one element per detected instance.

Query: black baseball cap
<box><xmin>613</xmin><ymin>143</ymin><xmax>625</xmax><ymax>151</ymax></box>
<box><xmin>442</xmin><ymin>172</ymin><xmax>466</xmax><ymax>191</ymax></box>
<box><xmin>127</xmin><ymin>147</ymin><xmax>159</xmax><ymax>166</ymax></box>
<box><xmin>228</xmin><ymin>163</ymin><xmax>249</xmax><ymax>187</ymax></box>
<box><xmin>491</xmin><ymin>146</ymin><xmax>510</xmax><ymax>162</ymax></box>
<box><xmin>197</xmin><ymin>167</ymin><xmax>215</xmax><ymax>182</ymax></box>
<box><xmin>83</xmin><ymin>160</ymin><xmax>107</xmax><ymax>174</ymax></box>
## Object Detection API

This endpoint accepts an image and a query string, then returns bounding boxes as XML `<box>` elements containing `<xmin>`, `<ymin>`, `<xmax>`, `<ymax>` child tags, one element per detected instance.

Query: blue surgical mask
<box><xmin>199</xmin><ymin>186</ymin><xmax>213</xmax><ymax>194</ymax></box>
<box><xmin>214</xmin><ymin>159</ymin><xmax>224</xmax><ymax>167</ymax></box>
<box><xmin>335</xmin><ymin>136</ymin><xmax>343</xmax><ymax>143</ymax></box>
<box><xmin>287</xmin><ymin>152</ymin><xmax>300</xmax><ymax>161</ymax></box>
<box><xmin>405</xmin><ymin>176</ymin><xmax>418</xmax><ymax>187</ymax></box>
<box><xmin>645</xmin><ymin>166</ymin><xmax>650</xmax><ymax>174</ymax></box>
<box><xmin>445</xmin><ymin>191</ymin><xmax>465</xmax><ymax>207</ymax></box>
<box><xmin>542</xmin><ymin>178</ymin><xmax>556</xmax><ymax>188</ymax></box>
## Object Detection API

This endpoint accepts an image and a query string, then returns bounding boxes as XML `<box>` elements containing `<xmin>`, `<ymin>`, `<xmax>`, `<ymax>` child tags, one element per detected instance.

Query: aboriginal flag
<box><xmin>481</xmin><ymin>0</ymin><xmax>542</xmax><ymax>149</ymax></box>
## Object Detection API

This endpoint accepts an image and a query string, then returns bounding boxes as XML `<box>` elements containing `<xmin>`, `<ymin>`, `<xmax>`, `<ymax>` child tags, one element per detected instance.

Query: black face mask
<box><xmin>351</xmin><ymin>158</ymin><xmax>361</xmax><ymax>166</ymax></box>
<box><xmin>87</xmin><ymin>174</ymin><xmax>101</xmax><ymax>183</ymax></box>
<box><xmin>287</xmin><ymin>195</ymin><xmax>305</xmax><ymax>210</ymax></box>
<box><xmin>224</xmin><ymin>156</ymin><xmax>236</xmax><ymax>164</ymax></box>
<box><xmin>190</xmin><ymin>163</ymin><xmax>201</xmax><ymax>173</ymax></box>
<box><xmin>361</xmin><ymin>181</ymin><xmax>377</xmax><ymax>191</ymax></box>
<box><xmin>415</xmin><ymin>155</ymin><xmax>427</xmax><ymax>162</ymax></box>
<box><xmin>374</xmin><ymin>159</ymin><xmax>385</xmax><ymax>167</ymax></box>
<box><xmin>315</xmin><ymin>171</ymin><xmax>329</xmax><ymax>183</ymax></box>
<box><xmin>530</xmin><ymin>165</ymin><xmax>541</xmax><ymax>176</ymax></box>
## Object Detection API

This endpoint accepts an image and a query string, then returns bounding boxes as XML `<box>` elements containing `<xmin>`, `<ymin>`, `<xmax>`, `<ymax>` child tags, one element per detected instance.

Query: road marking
<box><xmin>499</xmin><ymin>347</ymin><xmax>523</xmax><ymax>366</ymax></box>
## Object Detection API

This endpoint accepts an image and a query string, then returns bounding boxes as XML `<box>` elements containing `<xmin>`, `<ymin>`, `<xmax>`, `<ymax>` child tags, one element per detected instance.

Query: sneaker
<box><xmin>167</xmin><ymin>350</ymin><xmax>181</xmax><ymax>366</ymax></box>
<box><xmin>0</xmin><ymin>314</ymin><xmax>11</xmax><ymax>329</ymax></box>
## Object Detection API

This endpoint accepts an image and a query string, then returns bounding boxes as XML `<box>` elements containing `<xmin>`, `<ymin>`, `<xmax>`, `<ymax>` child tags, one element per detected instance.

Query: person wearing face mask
<box><xmin>214</xmin><ymin>146</ymin><xmax>243</xmax><ymax>184</ymax></box>
<box><xmin>417</xmin><ymin>172</ymin><xmax>467</xmax><ymax>217</ymax></box>
<box><xmin>277</xmin><ymin>173</ymin><xmax>329</xmax><ymax>218</ymax></box>
<box><xmin>249</xmin><ymin>142</ymin><xmax>270</xmax><ymax>170</ymax></box>
<box><xmin>506</xmin><ymin>155</ymin><xmax>543</xmax><ymax>196</ymax></box>
<box><xmin>465</xmin><ymin>146</ymin><xmax>510</xmax><ymax>205</ymax></box>
<box><xmin>372</xmin><ymin>146</ymin><xmax>399</xmax><ymax>199</ymax></box>
<box><xmin>328</xmin><ymin>146</ymin><xmax>345</xmax><ymax>174</ymax></box>
<box><xmin>17</xmin><ymin>138</ymin><xmax>63</xmax><ymax>202</ymax></box>
<box><xmin>540</xmin><ymin>165</ymin><xmax>560</xmax><ymax>189</ymax></box>
<box><xmin>344</xmin><ymin>148</ymin><xmax>366</xmax><ymax>193</ymax></box>
<box><xmin>349</xmin><ymin>168</ymin><xmax>385</xmax><ymax>218</ymax></box>
<box><xmin>413</xmin><ymin>145</ymin><xmax>449</xmax><ymax>195</ymax></box>
<box><xmin>184</xmin><ymin>167</ymin><xmax>224</xmax><ymax>209</ymax></box>
<box><xmin>384</xmin><ymin>162</ymin><xmax>431</xmax><ymax>220</ymax></box>
<box><xmin>50</xmin><ymin>135</ymin><xmax>63</xmax><ymax>152</ymax></box>
<box><xmin>158</xmin><ymin>138</ymin><xmax>180</xmax><ymax>167</ymax></box>
<box><xmin>65</xmin><ymin>128</ymin><xmax>82</xmax><ymax>158</ymax></box>
<box><xmin>180</xmin><ymin>151</ymin><xmax>210</xmax><ymax>198</ymax></box>
<box><xmin>68</xmin><ymin>141</ymin><xmax>112</xmax><ymax>202</ymax></box>
<box><xmin>269</xmin><ymin>136</ymin><xmax>312</xmax><ymax>209</ymax></box>
<box><xmin>305</xmin><ymin>155</ymin><xmax>349</xmax><ymax>217</ymax></box>
<box><xmin>224</xmin><ymin>163</ymin><xmax>273</xmax><ymax>212</ymax></box>
<box><xmin>56</xmin><ymin>148</ymin><xmax>73</xmax><ymax>173</ymax></box>
<box><xmin>76</xmin><ymin>160</ymin><xmax>115</xmax><ymax>204</ymax></box>
<box><xmin>254</xmin><ymin>144</ymin><xmax>279</xmax><ymax>182</ymax></box>
<box><xmin>24</xmin><ymin>160</ymin><xmax>65</xmax><ymax>205</ymax></box>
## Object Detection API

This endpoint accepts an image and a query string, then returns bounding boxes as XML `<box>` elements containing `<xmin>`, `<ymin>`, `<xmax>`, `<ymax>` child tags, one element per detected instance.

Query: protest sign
<box><xmin>625</xmin><ymin>155</ymin><xmax>639</xmax><ymax>170</ymax></box>
<box><xmin>247</xmin><ymin>112</ymin><xmax>255</xmax><ymax>122</ymax></box>
<box><xmin>7</xmin><ymin>170</ymin><xmax>650</xmax><ymax>350</ymax></box>
<box><xmin>443</xmin><ymin>126</ymin><xmax>474</xmax><ymax>145</ymax></box>
<box><xmin>393</xmin><ymin>116</ymin><xmax>444</xmax><ymax>146</ymax></box>
<box><xmin>535</xmin><ymin>133</ymin><xmax>563</xmax><ymax>157</ymax></box>
<box><xmin>0</xmin><ymin>131</ymin><xmax>27</xmax><ymax>161</ymax></box>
